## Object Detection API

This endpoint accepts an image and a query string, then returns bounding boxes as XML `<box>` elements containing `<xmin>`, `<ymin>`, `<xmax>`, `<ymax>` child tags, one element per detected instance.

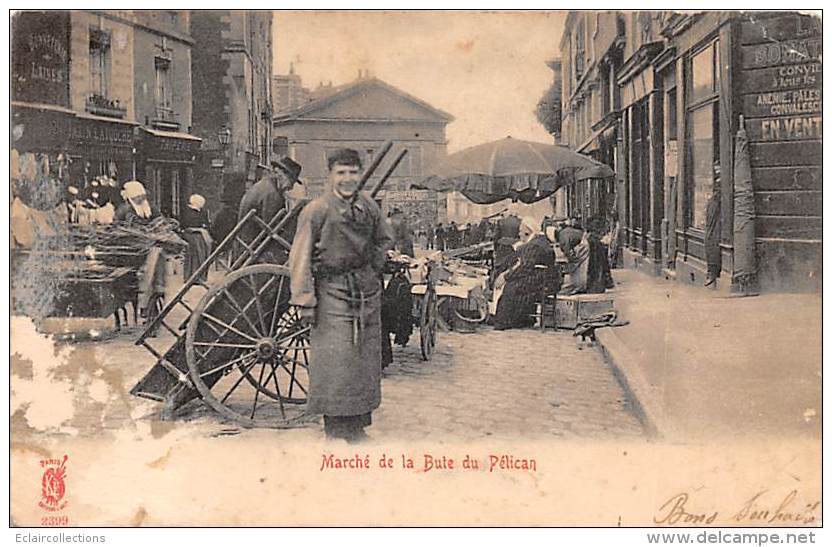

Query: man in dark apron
<box><xmin>288</xmin><ymin>148</ymin><xmax>394</xmax><ymax>442</ymax></box>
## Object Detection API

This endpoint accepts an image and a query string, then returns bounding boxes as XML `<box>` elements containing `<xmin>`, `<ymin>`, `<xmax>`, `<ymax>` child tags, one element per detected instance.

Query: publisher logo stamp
<box><xmin>38</xmin><ymin>454</ymin><xmax>68</xmax><ymax>512</ymax></box>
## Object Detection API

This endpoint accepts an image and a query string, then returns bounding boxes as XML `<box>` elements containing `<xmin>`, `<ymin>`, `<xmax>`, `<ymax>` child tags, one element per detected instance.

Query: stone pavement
<box><xmin>12</xmin><ymin>302</ymin><xmax>647</xmax><ymax>442</ymax></box>
<box><xmin>374</xmin><ymin>327</ymin><xmax>646</xmax><ymax>442</ymax></box>
<box><xmin>595</xmin><ymin>269</ymin><xmax>822</xmax><ymax>442</ymax></box>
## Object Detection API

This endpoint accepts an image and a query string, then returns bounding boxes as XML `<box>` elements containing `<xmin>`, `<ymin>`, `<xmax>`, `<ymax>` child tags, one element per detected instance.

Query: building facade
<box><xmin>558</xmin><ymin>11</ymin><xmax>821</xmax><ymax>293</ymax></box>
<box><xmin>11</xmin><ymin>10</ymin><xmax>202</xmax><ymax>221</ymax></box>
<box><xmin>11</xmin><ymin>11</ymin><xmax>76</xmax><ymax>181</ymax></box>
<box><xmin>189</xmin><ymin>10</ymin><xmax>274</xmax><ymax>214</ymax></box>
<box><xmin>272</xmin><ymin>77</ymin><xmax>453</xmax><ymax>226</ymax></box>
<box><xmin>558</xmin><ymin>11</ymin><xmax>631</xmax><ymax>232</ymax></box>
<box><xmin>132</xmin><ymin>10</ymin><xmax>201</xmax><ymax>218</ymax></box>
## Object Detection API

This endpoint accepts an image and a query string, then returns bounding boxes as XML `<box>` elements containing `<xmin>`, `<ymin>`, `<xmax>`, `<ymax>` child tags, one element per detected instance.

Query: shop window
<box><xmin>690</xmin><ymin>43</ymin><xmax>718</xmax><ymax>105</ymax></box>
<box><xmin>685</xmin><ymin>40</ymin><xmax>720</xmax><ymax>230</ymax></box>
<box><xmin>89</xmin><ymin>28</ymin><xmax>111</xmax><ymax>99</ymax></box>
<box><xmin>688</xmin><ymin>104</ymin><xmax>719</xmax><ymax>230</ymax></box>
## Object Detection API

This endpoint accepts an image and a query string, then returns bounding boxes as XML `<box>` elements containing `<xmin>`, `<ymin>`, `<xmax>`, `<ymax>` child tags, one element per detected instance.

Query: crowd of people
<box><xmin>13</xmin><ymin>143</ymin><xmax>619</xmax><ymax>443</ymax></box>
<box><xmin>376</xmin><ymin>205</ymin><xmax>618</xmax><ymax>333</ymax></box>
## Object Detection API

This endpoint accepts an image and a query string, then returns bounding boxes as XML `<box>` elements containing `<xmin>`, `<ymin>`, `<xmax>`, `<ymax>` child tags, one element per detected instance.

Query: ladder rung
<box><xmin>160</xmin><ymin>320</ymin><xmax>178</xmax><ymax>336</ymax></box>
<box><xmin>139</xmin><ymin>340</ymin><xmax>162</xmax><ymax>359</ymax></box>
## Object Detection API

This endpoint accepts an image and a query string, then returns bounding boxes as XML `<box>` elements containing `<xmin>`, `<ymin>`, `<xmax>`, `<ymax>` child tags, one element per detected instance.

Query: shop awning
<box><xmin>142</xmin><ymin>127</ymin><xmax>202</xmax><ymax>141</ymax></box>
<box><xmin>138</xmin><ymin>127</ymin><xmax>202</xmax><ymax>163</ymax></box>
<box><xmin>11</xmin><ymin>100</ymin><xmax>76</xmax><ymax>115</ymax></box>
<box><xmin>11</xmin><ymin>101</ymin><xmax>76</xmax><ymax>153</ymax></box>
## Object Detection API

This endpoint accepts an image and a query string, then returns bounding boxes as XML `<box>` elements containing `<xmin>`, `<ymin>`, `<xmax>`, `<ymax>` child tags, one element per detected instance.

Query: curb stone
<box><xmin>594</xmin><ymin>327</ymin><xmax>663</xmax><ymax>440</ymax></box>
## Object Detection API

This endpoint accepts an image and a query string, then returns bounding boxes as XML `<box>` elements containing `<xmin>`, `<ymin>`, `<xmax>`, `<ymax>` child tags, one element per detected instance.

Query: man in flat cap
<box><xmin>288</xmin><ymin>148</ymin><xmax>394</xmax><ymax>442</ymax></box>
<box><xmin>238</xmin><ymin>156</ymin><xmax>302</xmax><ymax>263</ymax></box>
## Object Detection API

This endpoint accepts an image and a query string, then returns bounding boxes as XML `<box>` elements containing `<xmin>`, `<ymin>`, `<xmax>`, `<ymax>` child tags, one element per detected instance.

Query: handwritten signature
<box><xmin>654</xmin><ymin>489</ymin><xmax>820</xmax><ymax>526</ymax></box>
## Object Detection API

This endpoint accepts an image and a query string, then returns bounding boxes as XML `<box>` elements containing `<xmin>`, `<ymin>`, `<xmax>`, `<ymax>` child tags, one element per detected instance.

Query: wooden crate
<box><xmin>555</xmin><ymin>293</ymin><xmax>615</xmax><ymax>329</ymax></box>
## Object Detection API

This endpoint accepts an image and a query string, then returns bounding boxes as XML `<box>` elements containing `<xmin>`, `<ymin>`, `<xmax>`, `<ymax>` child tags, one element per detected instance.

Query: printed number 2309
<box><xmin>41</xmin><ymin>515</ymin><xmax>69</xmax><ymax>526</ymax></box>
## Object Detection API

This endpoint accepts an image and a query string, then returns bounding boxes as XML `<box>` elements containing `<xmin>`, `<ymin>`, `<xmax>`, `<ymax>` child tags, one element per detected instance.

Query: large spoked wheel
<box><xmin>420</xmin><ymin>286</ymin><xmax>438</xmax><ymax>361</ymax></box>
<box><xmin>185</xmin><ymin>264</ymin><xmax>311</xmax><ymax>428</ymax></box>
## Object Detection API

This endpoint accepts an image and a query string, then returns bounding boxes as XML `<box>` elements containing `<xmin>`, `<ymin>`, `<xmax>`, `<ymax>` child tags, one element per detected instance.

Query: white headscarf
<box><xmin>122</xmin><ymin>180</ymin><xmax>152</xmax><ymax>219</ymax></box>
<box><xmin>188</xmin><ymin>194</ymin><xmax>206</xmax><ymax>211</ymax></box>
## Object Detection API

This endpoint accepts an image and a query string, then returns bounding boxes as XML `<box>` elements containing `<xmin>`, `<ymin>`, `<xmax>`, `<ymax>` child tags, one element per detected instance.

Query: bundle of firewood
<box><xmin>65</xmin><ymin>217</ymin><xmax>187</xmax><ymax>255</ymax></box>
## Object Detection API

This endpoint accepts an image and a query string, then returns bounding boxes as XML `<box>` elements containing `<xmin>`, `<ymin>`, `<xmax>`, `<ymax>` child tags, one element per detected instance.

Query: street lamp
<box><xmin>217</xmin><ymin>126</ymin><xmax>231</xmax><ymax>147</ymax></box>
<box><xmin>217</xmin><ymin>126</ymin><xmax>231</xmax><ymax>204</ymax></box>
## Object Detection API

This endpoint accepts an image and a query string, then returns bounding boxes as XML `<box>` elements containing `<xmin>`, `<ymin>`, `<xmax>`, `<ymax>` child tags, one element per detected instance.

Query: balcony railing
<box><xmin>151</xmin><ymin>105</ymin><xmax>180</xmax><ymax>130</ymax></box>
<box><xmin>85</xmin><ymin>94</ymin><xmax>127</xmax><ymax>119</ymax></box>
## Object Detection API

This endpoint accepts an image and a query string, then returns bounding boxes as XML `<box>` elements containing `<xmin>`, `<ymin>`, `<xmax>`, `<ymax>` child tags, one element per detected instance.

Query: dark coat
<box><xmin>389</xmin><ymin>215</ymin><xmax>415</xmax><ymax>257</ymax></box>
<box><xmin>180</xmin><ymin>206</ymin><xmax>210</xmax><ymax>230</ymax></box>
<box><xmin>114</xmin><ymin>202</ymin><xmax>159</xmax><ymax>223</ymax></box>
<box><xmin>288</xmin><ymin>191</ymin><xmax>394</xmax><ymax>417</ymax></box>
<box><xmin>238</xmin><ymin>177</ymin><xmax>288</xmax><ymax>263</ymax></box>
<box><xmin>557</xmin><ymin>226</ymin><xmax>585</xmax><ymax>259</ymax></box>
<box><xmin>494</xmin><ymin>234</ymin><xmax>558</xmax><ymax>330</ymax></box>
<box><xmin>497</xmin><ymin>215</ymin><xmax>521</xmax><ymax>245</ymax></box>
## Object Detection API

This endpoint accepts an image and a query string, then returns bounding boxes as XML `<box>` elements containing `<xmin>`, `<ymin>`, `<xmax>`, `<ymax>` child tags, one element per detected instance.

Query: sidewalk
<box><xmin>595</xmin><ymin>269</ymin><xmax>821</xmax><ymax>442</ymax></box>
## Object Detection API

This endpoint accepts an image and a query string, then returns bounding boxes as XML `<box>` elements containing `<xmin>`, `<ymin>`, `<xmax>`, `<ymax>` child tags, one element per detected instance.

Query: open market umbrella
<box><xmin>414</xmin><ymin>136</ymin><xmax>615</xmax><ymax>204</ymax></box>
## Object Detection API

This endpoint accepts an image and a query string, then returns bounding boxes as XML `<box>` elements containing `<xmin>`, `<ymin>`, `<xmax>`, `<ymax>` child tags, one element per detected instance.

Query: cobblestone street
<box><xmin>13</xmin><ymin>309</ymin><xmax>646</xmax><ymax>442</ymax></box>
<box><xmin>375</xmin><ymin>328</ymin><xmax>646</xmax><ymax>441</ymax></box>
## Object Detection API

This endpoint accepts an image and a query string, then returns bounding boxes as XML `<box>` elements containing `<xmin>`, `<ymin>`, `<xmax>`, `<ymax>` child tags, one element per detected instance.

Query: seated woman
<box><xmin>492</xmin><ymin>217</ymin><xmax>558</xmax><ymax>330</ymax></box>
<box><xmin>556</xmin><ymin>219</ymin><xmax>589</xmax><ymax>295</ymax></box>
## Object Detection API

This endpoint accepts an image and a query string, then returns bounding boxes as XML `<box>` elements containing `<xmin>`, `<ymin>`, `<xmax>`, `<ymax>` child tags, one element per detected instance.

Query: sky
<box><xmin>274</xmin><ymin>11</ymin><xmax>566</xmax><ymax>153</ymax></box>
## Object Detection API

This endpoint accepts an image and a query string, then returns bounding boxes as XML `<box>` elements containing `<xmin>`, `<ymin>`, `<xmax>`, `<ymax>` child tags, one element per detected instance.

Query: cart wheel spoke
<box><xmin>275</xmin><ymin>325</ymin><xmax>311</xmax><ymax>347</ymax></box>
<box><xmin>193</xmin><ymin>341</ymin><xmax>257</xmax><ymax>350</ymax></box>
<box><xmin>200</xmin><ymin>312</ymin><xmax>260</xmax><ymax>343</ymax></box>
<box><xmin>221</xmin><ymin>288</ymin><xmax>264</xmax><ymax>338</ymax></box>
<box><xmin>199</xmin><ymin>350</ymin><xmax>257</xmax><ymax>379</ymax></box>
<box><xmin>265</xmin><ymin>363</ymin><xmax>287</xmax><ymax>419</ymax></box>
<box><xmin>269</xmin><ymin>275</ymin><xmax>287</xmax><ymax>337</ymax></box>
<box><xmin>244</xmin><ymin>274</ymin><xmax>269</xmax><ymax>336</ymax></box>
<box><xmin>278</xmin><ymin>351</ymin><xmax>309</xmax><ymax>371</ymax></box>
<box><xmin>278</xmin><ymin>360</ymin><xmax>308</xmax><ymax>396</ymax></box>
<box><xmin>249</xmin><ymin>362</ymin><xmax>268</xmax><ymax>419</ymax></box>
<box><xmin>220</xmin><ymin>359</ymin><xmax>258</xmax><ymax>404</ymax></box>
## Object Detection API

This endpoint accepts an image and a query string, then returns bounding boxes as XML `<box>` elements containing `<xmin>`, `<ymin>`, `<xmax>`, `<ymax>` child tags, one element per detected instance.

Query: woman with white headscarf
<box><xmin>491</xmin><ymin>217</ymin><xmax>559</xmax><ymax>330</ymax></box>
<box><xmin>115</xmin><ymin>180</ymin><xmax>165</xmax><ymax>326</ymax></box>
<box><xmin>116</xmin><ymin>180</ymin><xmax>157</xmax><ymax>222</ymax></box>
<box><xmin>180</xmin><ymin>193</ymin><xmax>212</xmax><ymax>283</ymax></box>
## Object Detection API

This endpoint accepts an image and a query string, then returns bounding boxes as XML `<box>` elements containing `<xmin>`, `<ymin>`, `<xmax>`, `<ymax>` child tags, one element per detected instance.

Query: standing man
<box><xmin>494</xmin><ymin>213</ymin><xmax>521</xmax><ymax>264</ymax></box>
<box><xmin>435</xmin><ymin>222</ymin><xmax>445</xmax><ymax>251</ymax></box>
<box><xmin>288</xmin><ymin>148</ymin><xmax>394</xmax><ymax>443</ymax></box>
<box><xmin>388</xmin><ymin>207</ymin><xmax>415</xmax><ymax>257</ymax></box>
<box><xmin>238</xmin><ymin>156</ymin><xmax>302</xmax><ymax>264</ymax></box>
